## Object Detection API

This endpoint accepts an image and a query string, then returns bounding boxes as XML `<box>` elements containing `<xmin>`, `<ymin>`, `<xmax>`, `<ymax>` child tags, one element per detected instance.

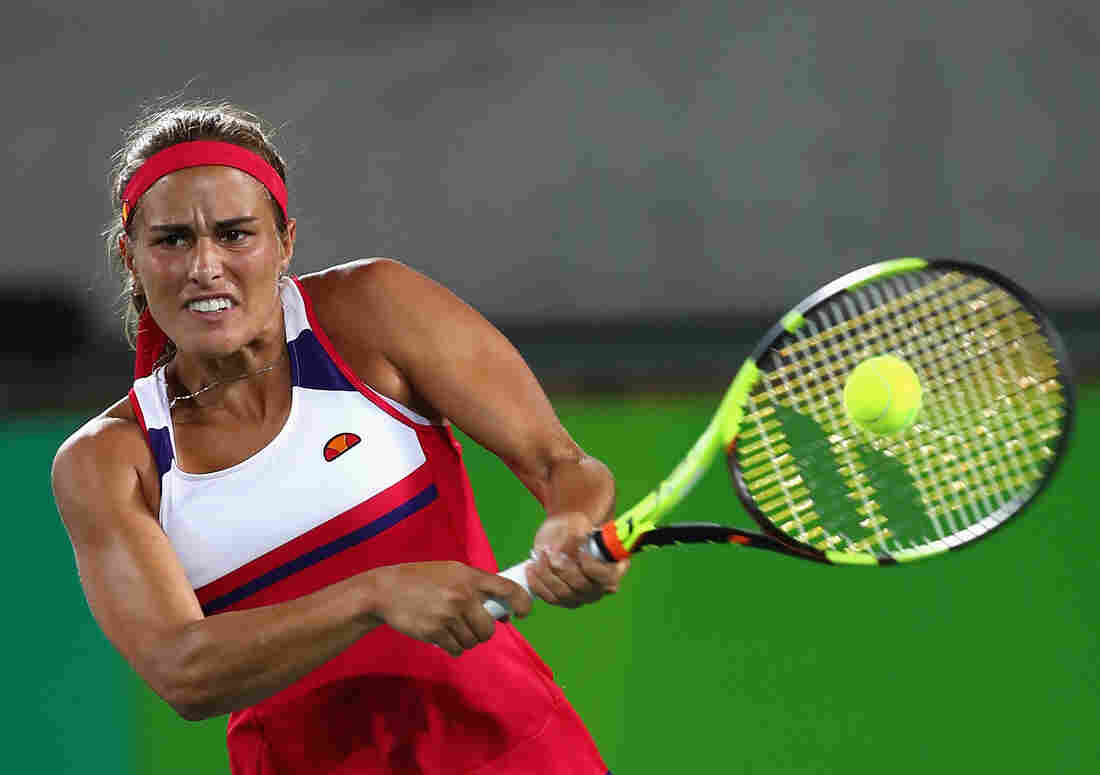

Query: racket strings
<box><xmin>857</xmin><ymin>276</ymin><xmax>993</xmax><ymax>537</ymax></box>
<box><xmin>764</xmin><ymin>313</ymin><xmax>868</xmax><ymax>548</ymax></box>
<box><xmin>879</xmin><ymin>272</ymin><xmax>1057</xmax><ymax>532</ymax></box>
<box><xmin>838</xmin><ymin>281</ymin><xmax>1059</xmax><ymax>546</ymax></box>
<box><xmin>735</xmin><ymin>269</ymin><xmax>1069</xmax><ymax>559</ymax></box>
<box><xmin>878</xmin><ymin>272</ymin><xmax>1061</xmax><ymax>521</ymax></box>
<box><xmin>824</xmin><ymin>273</ymin><xmax>1061</xmax><ymax>549</ymax></box>
<box><xmin>867</xmin><ymin>275</ymin><xmax>1048</xmax><ymax>540</ymax></box>
<box><xmin>772</xmin><ymin>270</ymin><xmax>975</xmax><ymax>362</ymax></box>
<box><xmin>743</xmin><ymin>324</ymin><xmax>1062</xmax><ymax>463</ymax></box>
<box><xmin>766</xmin><ymin>276</ymin><xmax>1049</xmax><ymax>393</ymax></box>
<box><xmin>751</xmin><ymin>273</ymin><xmax>1063</xmax><ymax>455</ymax></box>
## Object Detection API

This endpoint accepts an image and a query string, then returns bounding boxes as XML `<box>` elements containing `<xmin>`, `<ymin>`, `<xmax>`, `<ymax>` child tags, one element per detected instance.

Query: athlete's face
<box><xmin>124</xmin><ymin>165</ymin><xmax>296</xmax><ymax>359</ymax></box>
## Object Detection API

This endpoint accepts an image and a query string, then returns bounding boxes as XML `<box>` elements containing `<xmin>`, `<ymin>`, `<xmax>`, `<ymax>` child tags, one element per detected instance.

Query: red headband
<box><xmin>120</xmin><ymin>140</ymin><xmax>288</xmax><ymax>229</ymax></box>
<box><xmin>126</xmin><ymin>141</ymin><xmax>289</xmax><ymax>378</ymax></box>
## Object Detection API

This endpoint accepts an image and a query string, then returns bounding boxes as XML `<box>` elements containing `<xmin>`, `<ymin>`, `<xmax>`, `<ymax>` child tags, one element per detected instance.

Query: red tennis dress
<box><xmin>129</xmin><ymin>277</ymin><xmax>610</xmax><ymax>774</ymax></box>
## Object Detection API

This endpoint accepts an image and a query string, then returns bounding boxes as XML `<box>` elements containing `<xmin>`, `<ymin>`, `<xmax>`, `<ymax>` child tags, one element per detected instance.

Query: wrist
<box><xmin>353</xmin><ymin>568</ymin><xmax>387</xmax><ymax>628</ymax></box>
<box><xmin>533</xmin><ymin>512</ymin><xmax>598</xmax><ymax>554</ymax></box>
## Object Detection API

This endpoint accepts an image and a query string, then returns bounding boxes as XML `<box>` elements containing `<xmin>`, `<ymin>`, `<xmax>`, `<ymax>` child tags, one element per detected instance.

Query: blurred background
<box><xmin>5</xmin><ymin>1</ymin><xmax>1096</xmax><ymax>772</ymax></box>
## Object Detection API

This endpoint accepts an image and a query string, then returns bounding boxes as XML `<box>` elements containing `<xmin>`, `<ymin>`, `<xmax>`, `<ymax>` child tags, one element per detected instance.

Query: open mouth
<box><xmin>187</xmin><ymin>297</ymin><xmax>235</xmax><ymax>313</ymax></box>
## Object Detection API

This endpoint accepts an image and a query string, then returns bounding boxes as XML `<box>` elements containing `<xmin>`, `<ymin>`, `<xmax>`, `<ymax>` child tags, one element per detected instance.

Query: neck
<box><xmin>169</xmin><ymin>347</ymin><xmax>289</xmax><ymax>412</ymax></box>
<box><xmin>168</xmin><ymin>309</ymin><xmax>290</xmax><ymax>413</ymax></box>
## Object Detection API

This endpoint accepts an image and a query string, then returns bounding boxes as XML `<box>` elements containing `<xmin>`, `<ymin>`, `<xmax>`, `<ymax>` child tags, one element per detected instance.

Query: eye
<box><xmin>220</xmin><ymin>229</ymin><xmax>250</xmax><ymax>243</ymax></box>
<box><xmin>155</xmin><ymin>232</ymin><xmax>189</xmax><ymax>248</ymax></box>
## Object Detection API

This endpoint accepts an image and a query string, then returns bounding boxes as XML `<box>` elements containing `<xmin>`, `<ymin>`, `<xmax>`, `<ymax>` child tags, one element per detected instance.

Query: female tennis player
<box><xmin>51</xmin><ymin>102</ymin><xmax>626</xmax><ymax>774</ymax></box>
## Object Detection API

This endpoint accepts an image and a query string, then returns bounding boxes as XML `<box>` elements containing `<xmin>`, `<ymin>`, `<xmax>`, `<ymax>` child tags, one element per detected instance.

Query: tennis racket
<box><xmin>484</xmin><ymin>258</ymin><xmax>1074</xmax><ymax>619</ymax></box>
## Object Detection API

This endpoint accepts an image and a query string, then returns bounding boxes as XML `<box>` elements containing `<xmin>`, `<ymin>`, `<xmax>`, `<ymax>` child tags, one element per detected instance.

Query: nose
<box><xmin>188</xmin><ymin>235</ymin><xmax>223</xmax><ymax>285</ymax></box>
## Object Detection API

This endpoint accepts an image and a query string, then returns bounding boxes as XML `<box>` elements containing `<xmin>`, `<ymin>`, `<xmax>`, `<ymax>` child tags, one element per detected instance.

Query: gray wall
<box><xmin>4</xmin><ymin>1</ymin><xmax>1097</xmax><ymax>342</ymax></box>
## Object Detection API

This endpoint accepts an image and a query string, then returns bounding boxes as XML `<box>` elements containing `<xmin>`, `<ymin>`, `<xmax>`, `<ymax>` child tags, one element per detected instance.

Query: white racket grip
<box><xmin>483</xmin><ymin>534</ymin><xmax>606</xmax><ymax>620</ymax></box>
<box><xmin>483</xmin><ymin>560</ymin><xmax>531</xmax><ymax>620</ymax></box>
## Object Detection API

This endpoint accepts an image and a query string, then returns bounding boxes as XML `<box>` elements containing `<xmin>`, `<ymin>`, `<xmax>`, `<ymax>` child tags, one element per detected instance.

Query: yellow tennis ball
<box><xmin>843</xmin><ymin>355</ymin><xmax>922</xmax><ymax>434</ymax></box>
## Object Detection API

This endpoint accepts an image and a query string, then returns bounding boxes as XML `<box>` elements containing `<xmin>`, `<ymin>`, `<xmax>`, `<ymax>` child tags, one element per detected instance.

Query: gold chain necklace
<box><xmin>169</xmin><ymin>353</ymin><xmax>285</xmax><ymax>409</ymax></box>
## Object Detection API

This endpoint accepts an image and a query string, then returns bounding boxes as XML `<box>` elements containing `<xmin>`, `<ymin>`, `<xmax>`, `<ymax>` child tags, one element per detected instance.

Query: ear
<box><xmin>279</xmin><ymin>218</ymin><xmax>297</xmax><ymax>274</ymax></box>
<box><xmin>120</xmin><ymin>236</ymin><xmax>144</xmax><ymax>298</ymax></box>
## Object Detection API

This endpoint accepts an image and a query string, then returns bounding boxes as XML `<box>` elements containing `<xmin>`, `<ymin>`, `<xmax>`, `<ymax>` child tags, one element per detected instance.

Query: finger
<box><xmin>480</xmin><ymin>573</ymin><xmax>533</xmax><ymax>619</ymax></box>
<box><xmin>524</xmin><ymin>548</ymin><xmax>558</xmax><ymax>603</ymax></box>
<box><xmin>543</xmin><ymin>546</ymin><xmax>592</xmax><ymax>592</ymax></box>
<box><xmin>433</xmin><ymin>630</ymin><xmax>465</xmax><ymax>657</ymax></box>
<box><xmin>463</xmin><ymin>602</ymin><xmax>498</xmax><ymax>642</ymax></box>
<box><xmin>526</xmin><ymin>549</ymin><xmax>583</xmax><ymax>606</ymax></box>
<box><xmin>447</xmin><ymin>616</ymin><xmax>482</xmax><ymax>651</ymax></box>
<box><xmin>524</xmin><ymin>565</ymin><xmax>557</xmax><ymax>606</ymax></box>
<box><xmin>576</xmin><ymin>550</ymin><xmax>629</xmax><ymax>592</ymax></box>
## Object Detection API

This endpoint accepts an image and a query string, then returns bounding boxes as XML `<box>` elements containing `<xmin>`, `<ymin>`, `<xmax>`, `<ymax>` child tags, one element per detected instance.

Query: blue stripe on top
<box><xmin>288</xmin><ymin>329</ymin><xmax>356</xmax><ymax>391</ymax></box>
<box><xmin>201</xmin><ymin>484</ymin><xmax>439</xmax><ymax>615</ymax></box>
<box><xmin>149</xmin><ymin>425</ymin><xmax>174</xmax><ymax>479</ymax></box>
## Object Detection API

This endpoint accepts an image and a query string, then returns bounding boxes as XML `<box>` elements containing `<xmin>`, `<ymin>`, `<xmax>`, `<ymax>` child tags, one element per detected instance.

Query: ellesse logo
<box><xmin>323</xmin><ymin>432</ymin><xmax>361</xmax><ymax>462</ymax></box>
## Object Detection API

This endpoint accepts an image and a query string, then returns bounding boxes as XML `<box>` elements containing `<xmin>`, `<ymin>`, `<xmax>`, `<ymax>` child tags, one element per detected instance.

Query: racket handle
<box><xmin>482</xmin><ymin>561</ymin><xmax>532</xmax><ymax>619</ymax></box>
<box><xmin>483</xmin><ymin>534</ymin><xmax>608</xmax><ymax>620</ymax></box>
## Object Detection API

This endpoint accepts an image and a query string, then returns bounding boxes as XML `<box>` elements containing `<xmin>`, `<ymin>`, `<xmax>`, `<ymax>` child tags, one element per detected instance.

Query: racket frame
<box><xmin>727</xmin><ymin>257</ymin><xmax>1076</xmax><ymax>565</ymax></box>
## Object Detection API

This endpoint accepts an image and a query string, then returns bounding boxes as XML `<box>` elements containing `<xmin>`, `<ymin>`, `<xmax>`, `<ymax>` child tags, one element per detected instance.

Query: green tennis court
<box><xmin>12</xmin><ymin>383</ymin><xmax>1098</xmax><ymax>773</ymax></box>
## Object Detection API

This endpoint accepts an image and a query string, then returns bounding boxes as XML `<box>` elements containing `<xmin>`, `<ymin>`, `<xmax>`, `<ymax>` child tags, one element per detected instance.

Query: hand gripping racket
<box><xmin>484</xmin><ymin>258</ymin><xmax>1075</xmax><ymax>619</ymax></box>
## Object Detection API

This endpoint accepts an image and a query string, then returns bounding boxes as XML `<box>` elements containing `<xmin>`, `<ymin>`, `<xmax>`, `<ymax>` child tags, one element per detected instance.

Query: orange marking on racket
<box><xmin>600</xmin><ymin>522</ymin><xmax>631</xmax><ymax>560</ymax></box>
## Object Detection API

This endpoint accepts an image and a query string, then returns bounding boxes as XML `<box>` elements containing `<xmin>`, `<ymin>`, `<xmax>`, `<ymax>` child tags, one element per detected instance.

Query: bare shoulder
<box><xmin>298</xmin><ymin>256</ymin><xmax>407</xmax><ymax>290</ymax></box>
<box><xmin>52</xmin><ymin>396</ymin><xmax>158</xmax><ymax>530</ymax></box>
<box><xmin>296</xmin><ymin>258</ymin><xmax>504</xmax><ymax>418</ymax></box>
<box><xmin>305</xmin><ymin>256</ymin><xmax>481</xmax><ymax>348</ymax></box>
<box><xmin>54</xmin><ymin>396</ymin><xmax>144</xmax><ymax>466</ymax></box>
<box><xmin>299</xmin><ymin>257</ymin><xmax>461</xmax><ymax>320</ymax></box>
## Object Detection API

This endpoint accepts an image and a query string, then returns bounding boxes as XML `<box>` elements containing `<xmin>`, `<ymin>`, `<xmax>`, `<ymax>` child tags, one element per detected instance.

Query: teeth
<box><xmin>188</xmin><ymin>297</ymin><xmax>233</xmax><ymax>312</ymax></box>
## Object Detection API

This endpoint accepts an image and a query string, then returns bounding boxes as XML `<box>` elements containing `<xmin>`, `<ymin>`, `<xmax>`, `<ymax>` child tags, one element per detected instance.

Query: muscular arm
<box><xmin>307</xmin><ymin>259</ymin><xmax>629</xmax><ymax>607</ymax></box>
<box><xmin>52</xmin><ymin>416</ymin><xmax>530</xmax><ymax>720</ymax></box>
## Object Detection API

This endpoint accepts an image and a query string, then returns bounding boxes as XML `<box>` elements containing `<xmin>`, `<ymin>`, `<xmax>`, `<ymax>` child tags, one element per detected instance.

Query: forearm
<box><xmin>151</xmin><ymin>571</ymin><xmax>381</xmax><ymax>720</ymax></box>
<box><xmin>541</xmin><ymin>452</ymin><xmax>616</xmax><ymax>527</ymax></box>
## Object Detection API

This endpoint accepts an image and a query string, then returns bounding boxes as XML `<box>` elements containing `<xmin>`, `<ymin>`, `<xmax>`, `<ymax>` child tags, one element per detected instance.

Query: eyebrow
<box><xmin>148</xmin><ymin>216</ymin><xmax>260</xmax><ymax>232</ymax></box>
